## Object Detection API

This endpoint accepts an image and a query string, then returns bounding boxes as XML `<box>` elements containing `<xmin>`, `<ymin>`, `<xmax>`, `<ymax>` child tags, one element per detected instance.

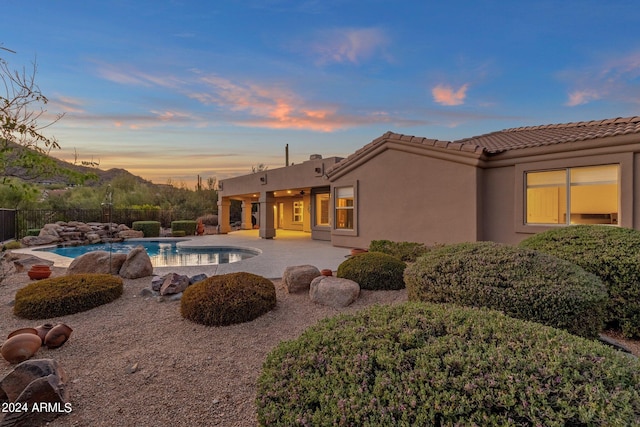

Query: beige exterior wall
<box><xmin>480</xmin><ymin>137</ymin><xmax>640</xmax><ymax>244</ymax></box>
<box><xmin>218</xmin><ymin>156</ymin><xmax>339</xmax><ymax>238</ymax></box>
<box><xmin>218</xmin><ymin>131</ymin><xmax>640</xmax><ymax>248</ymax></box>
<box><xmin>329</xmin><ymin>147</ymin><xmax>481</xmax><ymax>248</ymax></box>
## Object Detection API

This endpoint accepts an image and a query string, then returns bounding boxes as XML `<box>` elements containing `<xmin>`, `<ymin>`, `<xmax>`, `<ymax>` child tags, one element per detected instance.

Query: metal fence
<box><xmin>0</xmin><ymin>209</ymin><xmax>16</xmax><ymax>242</ymax></box>
<box><xmin>14</xmin><ymin>208</ymin><xmax>197</xmax><ymax>239</ymax></box>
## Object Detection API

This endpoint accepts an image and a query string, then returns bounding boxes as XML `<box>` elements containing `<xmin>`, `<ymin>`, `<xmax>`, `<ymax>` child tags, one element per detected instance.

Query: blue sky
<box><xmin>2</xmin><ymin>1</ymin><xmax>640</xmax><ymax>187</ymax></box>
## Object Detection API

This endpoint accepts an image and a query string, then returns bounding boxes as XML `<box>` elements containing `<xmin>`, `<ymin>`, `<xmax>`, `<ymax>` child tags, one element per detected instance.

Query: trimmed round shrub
<box><xmin>520</xmin><ymin>225</ymin><xmax>640</xmax><ymax>338</ymax></box>
<box><xmin>171</xmin><ymin>220</ymin><xmax>197</xmax><ymax>236</ymax></box>
<box><xmin>14</xmin><ymin>273</ymin><xmax>123</xmax><ymax>319</ymax></box>
<box><xmin>404</xmin><ymin>242</ymin><xmax>607</xmax><ymax>338</ymax></box>
<box><xmin>257</xmin><ymin>303</ymin><xmax>640</xmax><ymax>426</ymax></box>
<box><xmin>368</xmin><ymin>239</ymin><xmax>429</xmax><ymax>262</ymax></box>
<box><xmin>337</xmin><ymin>252</ymin><xmax>406</xmax><ymax>290</ymax></box>
<box><xmin>181</xmin><ymin>272</ymin><xmax>276</xmax><ymax>326</ymax></box>
<box><xmin>132</xmin><ymin>220</ymin><xmax>160</xmax><ymax>237</ymax></box>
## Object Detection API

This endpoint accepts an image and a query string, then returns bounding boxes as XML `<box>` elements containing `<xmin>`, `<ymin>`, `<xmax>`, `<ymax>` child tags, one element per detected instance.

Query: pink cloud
<box><xmin>566</xmin><ymin>90</ymin><xmax>601</xmax><ymax>106</ymax></box>
<box><xmin>560</xmin><ymin>51</ymin><xmax>640</xmax><ymax>106</ymax></box>
<box><xmin>432</xmin><ymin>84</ymin><xmax>469</xmax><ymax>106</ymax></box>
<box><xmin>192</xmin><ymin>75</ymin><xmax>348</xmax><ymax>131</ymax></box>
<box><xmin>91</xmin><ymin>63</ymin><xmax>426</xmax><ymax>132</ymax></box>
<box><xmin>309</xmin><ymin>27</ymin><xmax>390</xmax><ymax>65</ymax></box>
<box><xmin>49</xmin><ymin>96</ymin><xmax>86</xmax><ymax>114</ymax></box>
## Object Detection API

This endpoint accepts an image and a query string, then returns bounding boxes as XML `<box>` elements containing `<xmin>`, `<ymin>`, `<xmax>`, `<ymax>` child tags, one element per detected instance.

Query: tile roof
<box><xmin>326</xmin><ymin>117</ymin><xmax>640</xmax><ymax>177</ymax></box>
<box><xmin>325</xmin><ymin>131</ymin><xmax>463</xmax><ymax>177</ymax></box>
<box><xmin>455</xmin><ymin>116</ymin><xmax>640</xmax><ymax>154</ymax></box>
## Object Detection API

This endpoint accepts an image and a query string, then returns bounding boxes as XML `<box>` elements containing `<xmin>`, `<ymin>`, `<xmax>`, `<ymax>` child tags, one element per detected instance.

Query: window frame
<box><xmin>514</xmin><ymin>153</ymin><xmax>632</xmax><ymax>235</ymax></box>
<box><xmin>525</xmin><ymin>165</ymin><xmax>619</xmax><ymax>225</ymax></box>
<box><xmin>292</xmin><ymin>200</ymin><xmax>303</xmax><ymax>223</ymax></box>
<box><xmin>332</xmin><ymin>182</ymin><xmax>358</xmax><ymax>236</ymax></box>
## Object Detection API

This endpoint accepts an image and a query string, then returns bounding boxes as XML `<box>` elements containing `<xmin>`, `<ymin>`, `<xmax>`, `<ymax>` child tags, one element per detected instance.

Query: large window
<box><xmin>526</xmin><ymin>164</ymin><xmax>619</xmax><ymax>225</ymax></box>
<box><xmin>335</xmin><ymin>186</ymin><xmax>354</xmax><ymax>230</ymax></box>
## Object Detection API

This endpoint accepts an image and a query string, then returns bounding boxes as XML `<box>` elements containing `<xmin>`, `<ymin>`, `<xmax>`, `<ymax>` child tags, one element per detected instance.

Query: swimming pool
<box><xmin>36</xmin><ymin>240</ymin><xmax>261</xmax><ymax>267</ymax></box>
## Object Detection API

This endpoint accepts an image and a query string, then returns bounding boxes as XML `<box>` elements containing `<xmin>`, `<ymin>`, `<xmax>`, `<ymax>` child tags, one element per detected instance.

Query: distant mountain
<box><xmin>2</xmin><ymin>142</ymin><xmax>152</xmax><ymax>187</ymax></box>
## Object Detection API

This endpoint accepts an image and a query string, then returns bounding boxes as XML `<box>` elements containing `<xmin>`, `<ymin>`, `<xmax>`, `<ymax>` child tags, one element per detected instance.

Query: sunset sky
<box><xmin>2</xmin><ymin>1</ymin><xmax>639</xmax><ymax>187</ymax></box>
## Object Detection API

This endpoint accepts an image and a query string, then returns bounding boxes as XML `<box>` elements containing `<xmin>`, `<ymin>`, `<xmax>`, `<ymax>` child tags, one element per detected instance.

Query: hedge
<box><xmin>404</xmin><ymin>242</ymin><xmax>608</xmax><ymax>338</ymax></box>
<box><xmin>257</xmin><ymin>303</ymin><xmax>640</xmax><ymax>426</ymax></box>
<box><xmin>520</xmin><ymin>225</ymin><xmax>640</xmax><ymax>338</ymax></box>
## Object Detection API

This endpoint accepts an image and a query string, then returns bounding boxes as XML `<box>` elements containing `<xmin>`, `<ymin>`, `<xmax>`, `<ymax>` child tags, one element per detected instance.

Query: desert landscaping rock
<box><xmin>12</xmin><ymin>256</ymin><xmax>53</xmax><ymax>273</ymax></box>
<box><xmin>309</xmin><ymin>275</ymin><xmax>360</xmax><ymax>308</ymax></box>
<box><xmin>66</xmin><ymin>251</ymin><xmax>127</xmax><ymax>275</ymax></box>
<box><xmin>20</xmin><ymin>235</ymin><xmax>60</xmax><ymax>247</ymax></box>
<box><xmin>119</xmin><ymin>246</ymin><xmax>153</xmax><ymax>279</ymax></box>
<box><xmin>0</xmin><ymin>358</ymin><xmax>69</xmax><ymax>427</ymax></box>
<box><xmin>283</xmin><ymin>265</ymin><xmax>321</xmax><ymax>293</ymax></box>
<box><xmin>159</xmin><ymin>273</ymin><xmax>190</xmax><ymax>296</ymax></box>
<box><xmin>20</xmin><ymin>221</ymin><xmax>138</xmax><ymax>247</ymax></box>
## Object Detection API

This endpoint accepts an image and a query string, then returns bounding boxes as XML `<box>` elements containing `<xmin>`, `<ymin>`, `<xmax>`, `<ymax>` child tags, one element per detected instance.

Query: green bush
<box><xmin>368</xmin><ymin>240</ymin><xmax>429</xmax><ymax>262</ymax></box>
<box><xmin>132</xmin><ymin>221</ymin><xmax>160</xmax><ymax>237</ymax></box>
<box><xmin>337</xmin><ymin>251</ymin><xmax>406</xmax><ymax>290</ymax></box>
<box><xmin>257</xmin><ymin>303</ymin><xmax>640</xmax><ymax>426</ymax></box>
<box><xmin>404</xmin><ymin>242</ymin><xmax>607</xmax><ymax>338</ymax></box>
<box><xmin>520</xmin><ymin>225</ymin><xmax>640</xmax><ymax>338</ymax></box>
<box><xmin>171</xmin><ymin>220</ymin><xmax>197</xmax><ymax>236</ymax></box>
<box><xmin>2</xmin><ymin>241</ymin><xmax>22</xmax><ymax>250</ymax></box>
<box><xmin>181</xmin><ymin>272</ymin><xmax>276</xmax><ymax>326</ymax></box>
<box><xmin>14</xmin><ymin>274</ymin><xmax>123</xmax><ymax>319</ymax></box>
<box><xmin>26</xmin><ymin>228</ymin><xmax>41</xmax><ymax>237</ymax></box>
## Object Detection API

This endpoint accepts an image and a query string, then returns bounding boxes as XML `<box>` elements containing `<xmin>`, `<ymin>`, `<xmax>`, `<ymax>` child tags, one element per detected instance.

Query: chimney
<box><xmin>285</xmin><ymin>144</ymin><xmax>289</xmax><ymax>167</ymax></box>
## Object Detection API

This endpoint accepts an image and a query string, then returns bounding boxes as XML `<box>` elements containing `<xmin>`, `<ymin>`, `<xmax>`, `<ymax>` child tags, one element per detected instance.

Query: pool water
<box><xmin>36</xmin><ymin>240</ymin><xmax>260</xmax><ymax>267</ymax></box>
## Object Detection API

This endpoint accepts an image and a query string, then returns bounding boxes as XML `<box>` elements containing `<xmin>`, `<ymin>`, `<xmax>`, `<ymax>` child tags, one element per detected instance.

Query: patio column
<box><xmin>241</xmin><ymin>199</ymin><xmax>253</xmax><ymax>230</ymax></box>
<box><xmin>259</xmin><ymin>191</ymin><xmax>276</xmax><ymax>239</ymax></box>
<box><xmin>217</xmin><ymin>197</ymin><xmax>231</xmax><ymax>234</ymax></box>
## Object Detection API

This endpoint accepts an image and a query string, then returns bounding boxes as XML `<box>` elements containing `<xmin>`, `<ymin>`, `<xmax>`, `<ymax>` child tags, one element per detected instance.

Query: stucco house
<box><xmin>217</xmin><ymin>116</ymin><xmax>640</xmax><ymax>248</ymax></box>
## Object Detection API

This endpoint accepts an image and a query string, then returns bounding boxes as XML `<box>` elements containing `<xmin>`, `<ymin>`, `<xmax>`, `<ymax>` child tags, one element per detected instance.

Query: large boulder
<box><xmin>39</xmin><ymin>223</ymin><xmax>62</xmax><ymax>239</ymax></box>
<box><xmin>20</xmin><ymin>235</ymin><xmax>60</xmax><ymax>247</ymax></box>
<box><xmin>309</xmin><ymin>276</ymin><xmax>360</xmax><ymax>308</ymax></box>
<box><xmin>283</xmin><ymin>265</ymin><xmax>321</xmax><ymax>293</ymax></box>
<box><xmin>0</xmin><ymin>358</ymin><xmax>69</xmax><ymax>426</ymax></box>
<box><xmin>67</xmin><ymin>251</ymin><xmax>127</xmax><ymax>275</ymax></box>
<box><xmin>118</xmin><ymin>246</ymin><xmax>153</xmax><ymax>279</ymax></box>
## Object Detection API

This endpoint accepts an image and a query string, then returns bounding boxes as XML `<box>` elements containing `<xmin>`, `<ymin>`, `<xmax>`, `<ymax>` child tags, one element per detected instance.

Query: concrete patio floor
<box><xmin>15</xmin><ymin>230</ymin><xmax>351</xmax><ymax>279</ymax></box>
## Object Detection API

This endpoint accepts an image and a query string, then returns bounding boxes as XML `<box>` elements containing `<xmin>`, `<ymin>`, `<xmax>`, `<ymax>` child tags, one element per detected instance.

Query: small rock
<box><xmin>189</xmin><ymin>273</ymin><xmax>208</xmax><ymax>285</ymax></box>
<box><xmin>159</xmin><ymin>273</ymin><xmax>190</xmax><ymax>295</ymax></box>
<box><xmin>127</xmin><ymin>363</ymin><xmax>139</xmax><ymax>374</ymax></box>
<box><xmin>151</xmin><ymin>275</ymin><xmax>164</xmax><ymax>291</ymax></box>
<box><xmin>156</xmin><ymin>292</ymin><xmax>183</xmax><ymax>303</ymax></box>
<box><xmin>139</xmin><ymin>288</ymin><xmax>158</xmax><ymax>297</ymax></box>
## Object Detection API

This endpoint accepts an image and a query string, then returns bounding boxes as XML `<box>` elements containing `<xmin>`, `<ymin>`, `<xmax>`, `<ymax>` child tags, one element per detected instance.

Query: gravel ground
<box><xmin>1</xmin><ymin>256</ymin><xmax>638</xmax><ymax>426</ymax></box>
<box><xmin>0</xmin><ymin>261</ymin><xmax>407</xmax><ymax>426</ymax></box>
